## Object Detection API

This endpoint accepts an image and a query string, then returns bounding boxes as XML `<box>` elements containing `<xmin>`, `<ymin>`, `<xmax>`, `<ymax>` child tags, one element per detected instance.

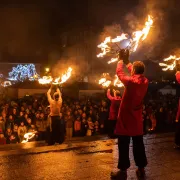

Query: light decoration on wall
<box><xmin>8</xmin><ymin>64</ymin><xmax>39</xmax><ymax>82</ymax></box>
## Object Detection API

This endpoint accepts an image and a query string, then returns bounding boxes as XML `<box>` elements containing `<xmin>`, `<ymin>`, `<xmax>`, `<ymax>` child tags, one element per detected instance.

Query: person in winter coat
<box><xmin>111</xmin><ymin>49</ymin><xmax>148</xmax><ymax>179</ymax></box>
<box><xmin>18</xmin><ymin>121</ymin><xmax>27</xmax><ymax>142</ymax></box>
<box><xmin>106</xmin><ymin>88</ymin><xmax>121</xmax><ymax>138</ymax></box>
<box><xmin>47</xmin><ymin>85</ymin><xmax>64</xmax><ymax>145</ymax></box>
<box><xmin>36</xmin><ymin>113</ymin><xmax>47</xmax><ymax>141</ymax></box>
<box><xmin>175</xmin><ymin>62</ymin><xmax>180</xmax><ymax>148</ymax></box>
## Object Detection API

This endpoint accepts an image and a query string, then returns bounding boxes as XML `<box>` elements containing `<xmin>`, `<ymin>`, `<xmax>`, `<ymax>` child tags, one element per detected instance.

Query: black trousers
<box><xmin>118</xmin><ymin>135</ymin><xmax>147</xmax><ymax>170</ymax></box>
<box><xmin>175</xmin><ymin>121</ymin><xmax>180</xmax><ymax>146</ymax></box>
<box><xmin>47</xmin><ymin>116</ymin><xmax>65</xmax><ymax>145</ymax></box>
<box><xmin>108</xmin><ymin>120</ymin><xmax>117</xmax><ymax>138</ymax></box>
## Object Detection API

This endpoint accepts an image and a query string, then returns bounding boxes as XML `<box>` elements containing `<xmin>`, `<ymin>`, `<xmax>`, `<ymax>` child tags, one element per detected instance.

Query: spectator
<box><xmin>65</xmin><ymin>111</ymin><xmax>73</xmax><ymax>140</ymax></box>
<box><xmin>18</xmin><ymin>121</ymin><xmax>27</xmax><ymax>142</ymax></box>
<box><xmin>74</xmin><ymin>117</ymin><xmax>81</xmax><ymax>136</ymax></box>
<box><xmin>36</xmin><ymin>113</ymin><xmax>47</xmax><ymax>141</ymax></box>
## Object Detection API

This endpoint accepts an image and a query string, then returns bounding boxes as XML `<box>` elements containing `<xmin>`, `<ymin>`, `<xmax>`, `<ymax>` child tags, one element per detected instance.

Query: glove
<box><xmin>176</xmin><ymin>60</ymin><xmax>180</xmax><ymax>71</ymax></box>
<box><xmin>119</xmin><ymin>49</ymin><xmax>130</xmax><ymax>65</ymax></box>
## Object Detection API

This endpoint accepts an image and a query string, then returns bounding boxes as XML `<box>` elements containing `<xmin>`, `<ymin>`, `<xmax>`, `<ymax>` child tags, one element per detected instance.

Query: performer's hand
<box><xmin>175</xmin><ymin>119</ymin><xmax>179</xmax><ymax>123</ymax></box>
<box><xmin>50</xmin><ymin>83</ymin><xmax>53</xmax><ymax>89</ymax></box>
<box><xmin>107</xmin><ymin>88</ymin><xmax>110</xmax><ymax>91</ymax></box>
<box><xmin>176</xmin><ymin>60</ymin><xmax>180</xmax><ymax>71</ymax></box>
<box><xmin>118</xmin><ymin>49</ymin><xmax>130</xmax><ymax>65</ymax></box>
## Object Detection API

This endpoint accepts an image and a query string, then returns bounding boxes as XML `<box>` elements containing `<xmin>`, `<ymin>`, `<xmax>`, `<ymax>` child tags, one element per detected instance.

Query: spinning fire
<box><xmin>97</xmin><ymin>15</ymin><xmax>153</xmax><ymax>64</ymax></box>
<box><xmin>98</xmin><ymin>73</ymin><xmax>124</xmax><ymax>88</ymax></box>
<box><xmin>159</xmin><ymin>55</ymin><xmax>180</xmax><ymax>71</ymax></box>
<box><xmin>38</xmin><ymin>67</ymin><xmax>73</xmax><ymax>85</ymax></box>
<box><xmin>97</xmin><ymin>15</ymin><xmax>153</xmax><ymax>87</ymax></box>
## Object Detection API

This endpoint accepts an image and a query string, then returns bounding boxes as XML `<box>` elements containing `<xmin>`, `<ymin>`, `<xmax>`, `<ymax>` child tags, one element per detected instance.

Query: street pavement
<box><xmin>0</xmin><ymin>133</ymin><xmax>180</xmax><ymax>180</ymax></box>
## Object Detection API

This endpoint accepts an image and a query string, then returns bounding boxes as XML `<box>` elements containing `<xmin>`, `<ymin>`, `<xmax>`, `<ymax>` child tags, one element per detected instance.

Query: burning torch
<box><xmin>159</xmin><ymin>55</ymin><xmax>180</xmax><ymax>71</ymax></box>
<box><xmin>97</xmin><ymin>15</ymin><xmax>153</xmax><ymax>64</ymax></box>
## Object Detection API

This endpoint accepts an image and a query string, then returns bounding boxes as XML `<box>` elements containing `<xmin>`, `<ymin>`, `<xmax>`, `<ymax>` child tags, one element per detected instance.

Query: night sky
<box><xmin>0</xmin><ymin>0</ymin><xmax>179</xmax><ymax>71</ymax></box>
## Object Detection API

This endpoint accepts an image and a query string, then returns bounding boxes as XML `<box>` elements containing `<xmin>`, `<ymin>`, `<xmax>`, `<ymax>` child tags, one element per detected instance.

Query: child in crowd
<box><xmin>87</xmin><ymin>117</ymin><xmax>94</xmax><ymax>136</ymax></box>
<box><xmin>65</xmin><ymin>111</ymin><xmax>73</xmax><ymax>140</ymax></box>
<box><xmin>74</xmin><ymin>116</ymin><xmax>81</xmax><ymax>136</ymax></box>
<box><xmin>36</xmin><ymin>112</ymin><xmax>47</xmax><ymax>141</ymax></box>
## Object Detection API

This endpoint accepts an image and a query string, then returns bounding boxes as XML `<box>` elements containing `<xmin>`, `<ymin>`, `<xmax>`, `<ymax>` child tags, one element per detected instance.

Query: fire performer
<box><xmin>111</xmin><ymin>49</ymin><xmax>148</xmax><ymax>179</ymax></box>
<box><xmin>106</xmin><ymin>89</ymin><xmax>121</xmax><ymax>138</ymax></box>
<box><xmin>175</xmin><ymin>61</ymin><xmax>180</xmax><ymax>148</ymax></box>
<box><xmin>47</xmin><ymin>84</ymin><xmax>65</xmax><ymax>145</ymax></box>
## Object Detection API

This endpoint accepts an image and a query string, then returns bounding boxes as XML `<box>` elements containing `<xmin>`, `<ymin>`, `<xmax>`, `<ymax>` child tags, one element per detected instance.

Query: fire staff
<box><xmin>175</xmin><ymin>62</ymin><xmax>180</xmax><ymax>148</ymax></box>
<box><xmin>47</xmin><ymin>85</ymin><xmax>65</xmax><ymax>145</ymax></box>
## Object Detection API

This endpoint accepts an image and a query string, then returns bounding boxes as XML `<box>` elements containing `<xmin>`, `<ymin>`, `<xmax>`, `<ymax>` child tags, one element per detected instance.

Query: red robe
<box><xmin>107</xmin><ymin>90</ymin><xmax>121</xmax><ymax>120</ymax></box>
<box><xmin>115</xmin><ymin>61</ymin><xmax>148</xmax><ymax>136</ymax></box>
<box><xmin>176</xmin><ymin>72</ymin><xmax>180</xmax><ymax>120</ymax></box>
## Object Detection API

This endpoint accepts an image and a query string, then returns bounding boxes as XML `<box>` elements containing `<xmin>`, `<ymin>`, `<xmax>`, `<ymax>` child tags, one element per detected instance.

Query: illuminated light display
<box><xmin>8</xmin><ymin>64</ymin><xmax>39</xmax><ymax>82</ymax></box>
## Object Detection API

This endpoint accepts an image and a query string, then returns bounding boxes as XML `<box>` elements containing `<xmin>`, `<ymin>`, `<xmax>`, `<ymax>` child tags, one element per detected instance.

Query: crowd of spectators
<box><xmin>0</xmin><ymin>91</ymin><xmax>178</xmax><ymax>145</ymax></box>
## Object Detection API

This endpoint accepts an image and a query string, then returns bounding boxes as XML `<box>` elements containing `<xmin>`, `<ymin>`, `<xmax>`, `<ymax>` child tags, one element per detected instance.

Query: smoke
<box><xmin>130</xmin><ymin>0</ymin><xmax>176</xmax><ymax>60</ymax></box>
<box><xmin>98</xmin><ymin>0</ymin><xmax>177</xmax><ymax>62</ymax></box>
<box><xmin>51</xmin><ymin>57</ymin><xmax>89</xmax><ymax>79</ymax></box>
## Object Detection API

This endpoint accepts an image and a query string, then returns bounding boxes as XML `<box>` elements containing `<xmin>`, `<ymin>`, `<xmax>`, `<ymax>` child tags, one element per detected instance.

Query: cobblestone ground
<box><xmin>0</xmin><ymin>133</ymin><xmax>180</xmax><ymax>180</ymax></box>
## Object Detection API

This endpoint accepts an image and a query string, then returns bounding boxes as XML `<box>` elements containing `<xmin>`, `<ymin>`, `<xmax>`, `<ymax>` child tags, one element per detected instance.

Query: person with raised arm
<box><xmin>111</xmin><ymin>49</ymin><xmax>148</xmax><ymax>179</ymax></box>
<box><xmin>47</xmin><ymin>84</ymin><xmax>65</xmax><ymax>145</ymax></box>
<box><xmin>175</xmin><ymin>61</ymin><xmax>180</xmax><ymax>148</ymax></box>
<box><xmin>106</xmin><ymin>89</ymin><xmax>121</xmax><ymax>138</ymax></box>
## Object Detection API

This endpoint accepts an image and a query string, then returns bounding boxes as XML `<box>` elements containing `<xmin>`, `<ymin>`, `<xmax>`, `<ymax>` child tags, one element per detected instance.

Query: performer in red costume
<box><xmin>111</xmin><ymin>49</ymin><xmax>148</xmax><ymax>179</ymax></box>
<box><xmin>175</xmin><ymin>61</ymin><xmax>180</xmax><ymax>148</ymax></box>
<box><xmin>107</xmin><ymin>89</ymin><xmax>121</xmax><ymax>138</ymax></box>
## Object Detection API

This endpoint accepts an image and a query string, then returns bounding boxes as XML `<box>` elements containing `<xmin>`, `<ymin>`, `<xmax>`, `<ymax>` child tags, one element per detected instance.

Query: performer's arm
<box><xmin>47</xmin><ymin>88</ymin><xmax>53</xmax><ymax>104</ymax></box>
<box><xmin>107</xmin><ymin>89</ymin><xmax>113</xmax><ymax>100</ymax></box>
<box><xmin>116</xmin><ymin>60</ymin><xmax>131</xmax><ymax>86</ymax></box>
<box><xmin>56</xmin><ymin>88</ymin><xmax>62</xmax><ymax>104</ymax></box>
<box><xmin>176</xmin><ymin>99</ymin><xmax>180</xmax><ymax>122</ymax></box>
<box><xmin>176</xmin><ymin>61</ymin><xmax>180</xmax><ymax>84</ymax></box>
<box><xmin>176</xmin><ymin>71</ymin><xmax>180</xmax><ymax>84</ymax></box>
<box><xmin>126</xmin><ymin>63</ymin><xmax>133</xmax><ymax>73</ymax></box>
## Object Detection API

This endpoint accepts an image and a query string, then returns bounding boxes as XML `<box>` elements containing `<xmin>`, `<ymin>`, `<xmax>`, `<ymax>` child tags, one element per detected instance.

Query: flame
<box><xmin>99</xmin><ymin>78</ymin><xmax>106</xmax><ymax>84</ymax></box>
<box><xmin>38</xmin><ymin>67</ymin><xmax>72</xmax><ymax>85</ymax></box>
<box><xmin>159</xmin><ymin>55</ymin><xmax>180</xmax><ymax>71</ymax></box>
<box><xmin>113</xmin><ymin>75</ymin><xmax>124</xmax><ymax>87</ymax></box>
<box><xmin>21</xmin><ymin>131</ymin><xmax>37</xmax><ymax>143</ymax></box>
<box><xmin>97</xmin><ymin>15</ymin><xmax>153</xmax><ymax>64</ymax></box>
<box><xmin>52</xmin><ymin>77</ymin><xmax>60</xmax><ymax>85</ymax></box>
<box><xmin>97</xmin><ymin>37</ymin><xmax>111</xmax><ymax>58</ymax></box>
<box><xmin>102</xmin><ymin>80</ymin><xmax>111</xmax><ymax>87</ymax></box>
<box><xmin>131</xmin><ymin>15</ymin><xmax>153</xmax><ymax>52</ymax></box>
<box><xmin>59</xmin><ymin>67</ymin><xmax>73</xmax><ymax>84</ymax></box>
<box><xmin>98</xmin><ymin>73</ymin><xmax>111</xmax><ymax>87</ymax></box>
<box><xmin>111</xmin><ymin>34</ymin><xmax>128</xmax><ymax>43</ymax></box>
<box><xmin>97</xmin><ymin>34</ymin><xmax>128</xmax><ymax>58</ymax></box>
<box><xmin>107</xmin><ymin>57</ymin><xmax>118</xmax><ymax>64</ymax></box>
<box><xmin>38</xmin><ymin>76</ymin><xmax>53</xmax><ymax>84</ymax></box>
